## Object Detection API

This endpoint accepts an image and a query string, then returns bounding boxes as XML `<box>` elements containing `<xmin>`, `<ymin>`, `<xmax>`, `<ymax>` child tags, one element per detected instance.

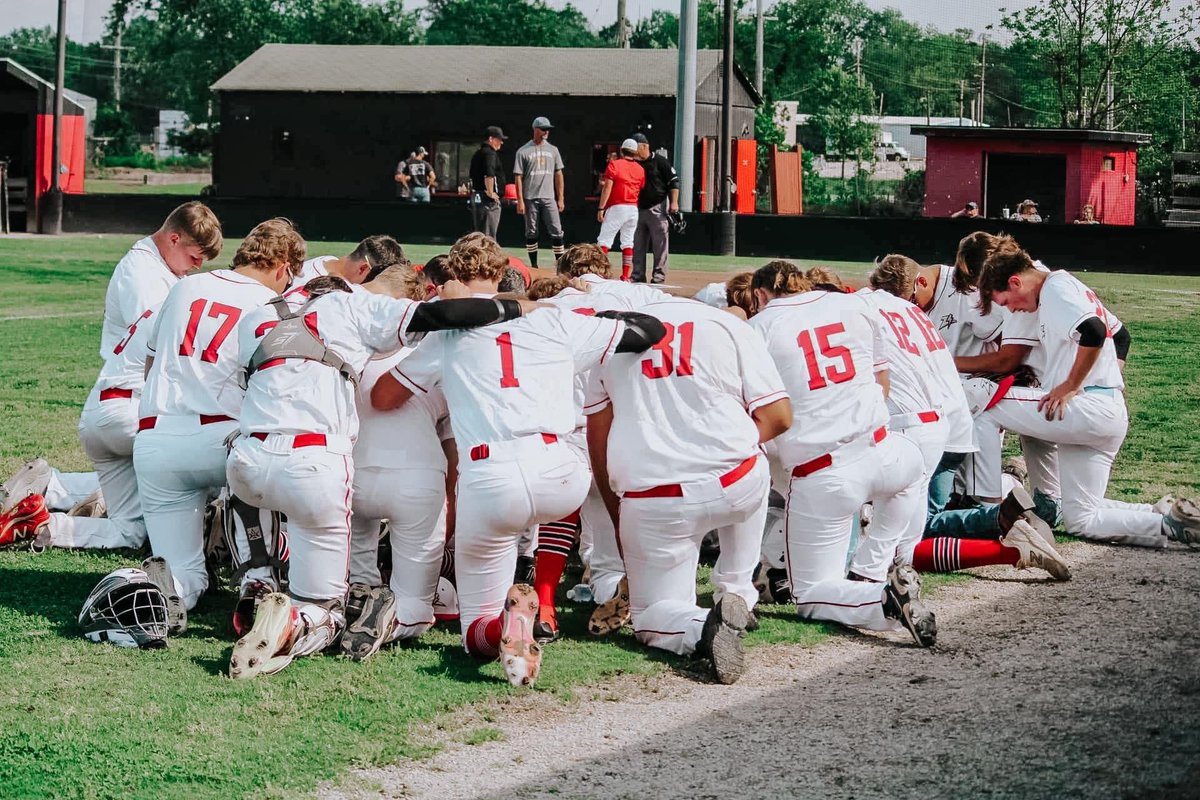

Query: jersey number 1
<box><xmin>179</xmin><ymin>299</ymin><xmax>242</xmax><ymax>364</ymax></box>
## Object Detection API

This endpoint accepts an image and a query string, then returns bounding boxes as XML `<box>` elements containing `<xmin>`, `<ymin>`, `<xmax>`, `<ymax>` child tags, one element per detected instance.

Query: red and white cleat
<box><xmin>499</xmin><ymin>583</ymin><xmax>542</xmax><ymax>687</ymax></box>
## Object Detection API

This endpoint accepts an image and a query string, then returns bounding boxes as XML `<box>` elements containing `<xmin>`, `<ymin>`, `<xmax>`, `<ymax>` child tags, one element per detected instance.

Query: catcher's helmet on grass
<box><xmin>79</xmin><ymin>568</ymin><xmax>170</xmax><ymax>649</ymax></box>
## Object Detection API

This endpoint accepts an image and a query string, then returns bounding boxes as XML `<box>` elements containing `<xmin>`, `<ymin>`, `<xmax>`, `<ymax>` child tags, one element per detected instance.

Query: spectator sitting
<box><xmin>1074</xmin><ymin>204</ymin><xmax>1101</xmax><ymax>224</ymax></box>
<box><xmin>950</xmin><ymin>201</ymin><xmax>979</xmax><ymax>219</ymax></box>
<box><xmin>1011</xmin><ymin>199</ymin><xmax>1042</xmax><ymax>223</ymax></box>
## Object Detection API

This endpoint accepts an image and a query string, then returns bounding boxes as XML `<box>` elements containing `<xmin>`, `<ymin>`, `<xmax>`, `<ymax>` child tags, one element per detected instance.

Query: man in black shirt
<box><xmin>630</xmin><ymin>133</ymin><xmax>680</xmax><ymax>284</ymax></box>
<box><xmin>403</xmin><ymin>147</ymin><xmax>436</xmax><ymax>203</ymax></box>
<box><xmin>469</xmin><ymin>126</ymin><xmax>507</xmax><ymax>239</ymax></box>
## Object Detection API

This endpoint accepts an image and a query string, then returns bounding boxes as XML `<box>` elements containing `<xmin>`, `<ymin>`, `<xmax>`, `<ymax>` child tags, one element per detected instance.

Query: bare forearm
<box><xmin>1061</xmin><ymin>345</ymin><xmax>1101</xmax><ymax>391</ymax></box>
<box><xmin>955</xmin><ymin>344</ymin><xmax>1030</xmax><ymax>375</ymax></box>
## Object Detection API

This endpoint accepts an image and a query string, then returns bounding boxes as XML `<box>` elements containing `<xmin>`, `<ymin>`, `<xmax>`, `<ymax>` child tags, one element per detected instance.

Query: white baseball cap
<box><xmin>620</xmin><ymin>138</ymin><xmax>639</xmax><ymax>152</ymax></box>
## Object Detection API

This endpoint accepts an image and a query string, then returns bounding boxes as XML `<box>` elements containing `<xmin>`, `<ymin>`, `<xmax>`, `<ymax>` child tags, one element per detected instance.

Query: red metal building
<box><xmin>913</xmin><ymin>127</ymin><xmax>1150</xmax><ymax>226</ymax></box>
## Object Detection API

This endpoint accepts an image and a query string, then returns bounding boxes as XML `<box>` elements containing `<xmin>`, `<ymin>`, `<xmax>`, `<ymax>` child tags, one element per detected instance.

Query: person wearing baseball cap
<box><xmin>514</xmin><ymin>116</ymin><xmax>566</xmax><ymax>268</ymax></box>
<box><xmin>469</xmin><ymin>126</ymin><xmax>508</xmax><ymax>238</ymax></box>
<box><xmin>596</xmin><ymin>139</ymin><xmax>646</xmax><ymax>281</ymax></box>
<box><xmin>401</xmin><ymin>146</ymin><xmax>436</xmax><ymax>204</ymax></box>
<box><xmin>630</xmin><ymin>132</ymin><xmax>682</xmax><ymax>284</ymax></box>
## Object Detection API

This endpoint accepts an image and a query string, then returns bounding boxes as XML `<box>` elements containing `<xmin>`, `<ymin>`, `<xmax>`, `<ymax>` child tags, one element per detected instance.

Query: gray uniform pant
<box><xmin>472</xmin><ymin>197</ymin><xmax>501</xmax><ymax>239</ymax></box>
<box><xmin>524</xmin><ymin>197</ymin><xmax>564</xmax><ymax>240</ymax></box>
<box><xmin>632</xmin><ymin>201</ymin><xmax>670</xmax><ymax>283</ymax></box>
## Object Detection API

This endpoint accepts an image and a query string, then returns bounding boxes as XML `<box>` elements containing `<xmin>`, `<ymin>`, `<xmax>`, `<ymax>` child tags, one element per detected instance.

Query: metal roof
<box><xmin>912</xmin><ymin>126</ymin><xmax>1151</xmax><ymax>145</ymax></box>
<box><xmin>0</xmin><ymin>58</ymin><xmax>86</xmax><ymax>114</ymax></box>
<box><xmin>211</xmin><ymin>44</ymin><xmax>735</xmax><ymax>98</ymax></box>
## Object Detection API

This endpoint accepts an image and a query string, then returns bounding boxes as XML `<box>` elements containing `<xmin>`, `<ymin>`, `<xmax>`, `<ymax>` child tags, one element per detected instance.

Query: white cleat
<box><xmin>1002</xmin><ymin>520</ymin><xmax>1071</xmax><ymax>580</ymax></box>
<box><xmin>1152</xmin><ymin>495</ymin><xmax>1177</xmax><ymax>516</ymax></box>
<box><xmin>0</xmin><ymin>458</ymin><xmax>53</xmax><ymax>514</ymax></box>
<box><xmin>229</xmin><ymin>592</ymin><xmax>296</xmax><ymax>679</ymax></box>
<box><xmin>499</xmin><ymin>584</ymin><xmax>542</xmax><ymax>688</ymax></box>
<box><xmin>67</xmin><ymin>489</ymin><xmax>107</xmax><ymax>518</ymax></box>
<box><xmin>1163</xmin><ymin>497</ymin><xmax>1200</xmax><ymax>546</ymax></box>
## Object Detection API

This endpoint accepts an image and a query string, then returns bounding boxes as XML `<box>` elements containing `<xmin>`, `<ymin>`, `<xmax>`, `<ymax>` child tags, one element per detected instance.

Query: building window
<box><xmin>590</xmin><ymin>142</ymin><xmax>621</xmax><ymax>198</ymax></box>
<box><xmin>1102</xmin><ymin>156</ymin><xmax>1116</xmax><ymax>171</ymax></box>
<box><xmin>272</xmin><ymin>129</ymin><xmax>294</xmax><ymax>165</ymax></box>
<box><xmin>434</xmin><ymin>141</ymin><xmax>480</xmax><ymax>192</ymax></box>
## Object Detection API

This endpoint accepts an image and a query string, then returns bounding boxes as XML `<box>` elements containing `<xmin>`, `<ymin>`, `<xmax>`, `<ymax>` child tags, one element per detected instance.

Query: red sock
<box><xmin>912</xmin><ymin>538</ymin><xmax>1019</xmax><ymax>573</ymax></box>
<box><xmin>466</xmin><ymin>614</ymin><xmax>501</xmax><ymax>659</ymax></box>
<box><xmin>600</xmin><ymin>245</ymin><xmax>610</xmax><ymax>254</ymax></box>
<box><xmin>621</xmin><ymin>248</ymin><xmax>633</xmax><ymax>280</ymax></box>
<box><xmin>534</xmin><ymin>510</ymin><xmax>580</xmax><ymax>625</ymax></box>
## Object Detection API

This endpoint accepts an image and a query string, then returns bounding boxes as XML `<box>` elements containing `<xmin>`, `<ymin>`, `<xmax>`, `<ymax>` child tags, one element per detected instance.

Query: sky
<box><xmin>0</xmin><ymin>0</ymin><xmax>1029</xmax><ymax>43</ymax></box>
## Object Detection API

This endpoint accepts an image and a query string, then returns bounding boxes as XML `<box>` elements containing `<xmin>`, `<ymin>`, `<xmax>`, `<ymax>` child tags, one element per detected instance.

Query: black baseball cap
<box><xmin>631</xmin><ymin>133</ymin><xmax>649</xmax><ymax>144</ymax></box>
<box><xmin>486</xmin><ymin>126</ymin><xmax>508</xmax><ymax>140</ymax></box>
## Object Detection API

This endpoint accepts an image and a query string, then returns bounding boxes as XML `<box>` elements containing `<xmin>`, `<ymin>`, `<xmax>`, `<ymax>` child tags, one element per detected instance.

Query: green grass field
<box><xmin>0</xmin><ymin>235</ymin><xmax>1197</xmax><ymax>799</ymax></box>
<box><xmin>85</xmin><ymin>180</ymin><xmax>209</xmax><ymax>196</ymax></box>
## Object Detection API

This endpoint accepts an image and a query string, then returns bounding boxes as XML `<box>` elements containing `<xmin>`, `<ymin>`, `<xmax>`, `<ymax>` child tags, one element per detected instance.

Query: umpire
<box><xmin>630</xmin><ymin>133</ymin><xmax>680</xmax><ymax>284</ymax></box>
<box><xmin>469</xmin><ymin>125</ymin><xmax>507</xmax><ymax>239</ymax></box>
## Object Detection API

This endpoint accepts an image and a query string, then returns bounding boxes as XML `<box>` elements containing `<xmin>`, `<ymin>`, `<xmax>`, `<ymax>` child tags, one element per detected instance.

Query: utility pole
<box><xmin>977</xmin><ymin>34</ymin><xmax>987</xmax><ymax>124</ymax></box>
<box><xmin>615</xmin><ymin>0</ymin><xmax>629</xmax><ymax>48</ymax></box>
<box><xmin>959</xmin><ymin>80</ymin><xmax>965</xmax><ymax>124</ymax></box>
<box><xmin>41</xmin><ymin>0</ymin><xmax>67</xmax><ymax>235</ymax></box>
<box><xmin>100</xmin><ymin>24</ymin><xmax>131</xmax><ymax>112</ymax></box>
<box><xmin>1104</xmin><ymin>68</ymin><xmax>1114</xmax><ymax>129</ymax></box>
<box><xmin>851</xmin><ymin>37</ymin><xmax>864</xmax><ymax>87</ymax></box>
<box><xmin>674</xmin><ymin>0</ymin><xmax>698</xmax><ymax>213</ymax></box>
<box><xmin>716</xmin><ymin>0</ymin><xmax>736</xmax><ymax>255</ymax></box>
<box><xmin>754</xmin><ymin>0</ymin><xmax>764</xmax><ymax>97</ymax></box>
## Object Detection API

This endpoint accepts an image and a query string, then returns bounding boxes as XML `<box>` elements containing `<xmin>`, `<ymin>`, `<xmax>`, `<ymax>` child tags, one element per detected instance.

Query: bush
<box><xmin>102</xmin><ymin>152</ymin><xmax>157</xmax><ymax>169</ymax></box>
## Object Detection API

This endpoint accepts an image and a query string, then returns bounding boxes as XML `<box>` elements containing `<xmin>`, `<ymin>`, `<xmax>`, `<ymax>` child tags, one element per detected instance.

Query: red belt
<box><xmin>469</xmin><ymin>433</ymin><xmax>558</xmax><ymax>462</ymax></box>
<box><xmin>250</xmin><ymin>432</ymin><xmax>328</xmax><ymax>448</ymax></box>
<box><xmin>138</xmin><ymin>414</ymin><xmax>234</xmax><ymax>432</ymax></box>
<box><xmin>99</xmin><ymin>388</ymin><xmax>134</xmax><ymax>401</ymax></box>
<box><xmin>624</xmin><ymin>454</ymin><xmax>758</xmax><ymax>499</ymax></box>
<box><xmin>792</xmin><ymin>427</ymin><xmax>887</xmax><ymax>479</ymax></box>
<box><xmin>918</xmin><ymin>411</ymin><xmax>940</xmax><ymax>423</ymax></box>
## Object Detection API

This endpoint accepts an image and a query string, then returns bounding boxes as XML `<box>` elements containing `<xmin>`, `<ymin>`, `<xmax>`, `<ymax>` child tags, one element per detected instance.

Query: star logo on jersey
<box><xmin>938</xmin><ymin>313</ymin><xmax>957</xmax><ymax>331</ymax></box>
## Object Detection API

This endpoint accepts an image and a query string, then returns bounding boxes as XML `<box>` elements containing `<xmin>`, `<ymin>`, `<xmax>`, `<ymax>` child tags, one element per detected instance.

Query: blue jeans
<box><xmin>409</xmin><ymin>186</ymin><xmax>430</xmax><ymax>203</ymax></box>
<box><xmin>925</xmin><ymin>450</ymin><xmax>1061</xmax><ymax>538</ymax></box>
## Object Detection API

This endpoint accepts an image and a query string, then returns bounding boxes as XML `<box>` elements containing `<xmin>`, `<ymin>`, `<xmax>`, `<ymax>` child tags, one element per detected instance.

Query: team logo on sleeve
<box><xmin>938</xmin><ymin>313</ymin><xmax>957</xmax><ymax>331</ymax></box>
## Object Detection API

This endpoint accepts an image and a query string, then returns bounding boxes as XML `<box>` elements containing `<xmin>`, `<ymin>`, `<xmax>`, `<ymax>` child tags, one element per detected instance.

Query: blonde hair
<box><xmin>232</xmin><ymin>218</ymin><xmax>305</xmax><ymax>277</ymax></box>
<box><xmin>805</xmin><ymin>266</ymin><xmax>846</xmax><ymax>292</ymax></box>
<box><xmin>557</xmin><ymin>243</ymin><xmax>611</xmax><ymax>279</ymax></box>
<box><xmin>528</xmin><ymin>275</ymin><xmax>570</xmax><ymax>301</ymax></box>
<box><xmin>367</xmin><ymin>264</ymin><xmax>425</xmax><ymax>301</ymax></box>
<box><xmin>751</xmin><ymin>260</ymin><xmax>810</xmax><ymax>297</ymax></box>
<box><xmin>162</xmin><ymin>201</ymin><xmax>223</xmax><ymax>260</ymax></box>
<box><xmin>724</xmin><ymin>272</ymin><xmax>756</xmax><ymax>316</ymax></box>
<box><xmin>447</xmin><ymin>233</ymin><xmax>507</xmax><ymax>283</ymax></box>
<box><xmin>870</xmin><ymin>254</ymin><xmax>920</xmax><ymax>299</ymax></box>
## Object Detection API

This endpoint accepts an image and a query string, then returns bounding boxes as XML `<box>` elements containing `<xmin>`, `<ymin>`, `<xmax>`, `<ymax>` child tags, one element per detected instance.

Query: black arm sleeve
<box><xmin>406</xmin><ymin>298</ymin><xmax>523</xmax><ymax>333</ymax></box>
<box><xmin>595</xmin><ymin>311</ymin><xmax>667</xmax><ymax>353</ymax></box>
<box><xmin>1075</xmin><ymin>316</ymin><xmax>1108</xmax><ymax>348</ymax></box>
<box><xmin>1112</xmin><ymin>324</ymin><xmax>1131</xmax><ymax>360</ymax></box>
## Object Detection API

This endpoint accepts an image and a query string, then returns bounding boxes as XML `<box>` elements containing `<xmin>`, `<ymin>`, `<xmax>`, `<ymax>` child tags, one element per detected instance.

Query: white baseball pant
<box><xmin>134</xmin><ymin>416</ymin><xmax>236</xmax><ymax>609</ymax></box>
<box><xmin>44</xmin><ymin>392</ymin><xmax>145</xmax><ymax>549</ymax></box>
<box><xmin>454</xmin><ymin>434</ymin><xmax>590</xmax><ymax>647</ymax></box>
<box><xmin>226</xmin><ymin>433</ymin><xmax>355</xmax><ymax>602</ymax></box>
<box><xmin>1019</xmin><ymin>435</ymin><xmax>1061</xmax><ymax>500</ymax></box>
<box><xmin>787</xmin><ymin>430</ymin><xmax>924</xmax><ymax>630</ymax></box>
<box><xmin>43</xmin><ymin>470</ymin><xmax>100</xmax><ymax>511</ymax></box>
<box><xmin>620</xmin><ymin>457</ymin><xmax>769</xmax><ymax>656</ymax></box>
<box><xmin>956</xmin><ymin>416</ymin><xmax>1004</xmax><ymax>500</ymax></box>
<box><xmin>597</xmin><ymin>204</ymin><xmax>639</xmax><ymax>250</ymax></box>
<box><xmin>562</xmin><ymin>430</ymin><xmax>624</xmax><ymax>604</ymax></box>
<box><xmin>968</xmin><ymin>382</ymin><xmax>1163</xmax><ymax>547</ymax></box>
<box><xmin>350</xmin><ymin>466</ymin><xmax>447</xmax><ymax>641</ymax></box>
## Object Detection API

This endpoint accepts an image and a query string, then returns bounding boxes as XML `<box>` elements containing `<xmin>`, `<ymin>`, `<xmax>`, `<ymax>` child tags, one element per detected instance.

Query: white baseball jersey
<box><xmin>750</xmin><ymin>291</ymin><xmax>889</xmax><ymax>468</ymax></box>
<box><xmin>237</xmin><ymin>289</ymin><xmax>424</xmax><ymax>438</ymax></box>
<box><xmin>1029</xmin><ymin>271</ymin><xmax>1125</xmax><ymax>391</ymax></box>
<box><xmin>693</xmin><ymin>281</ymin><xmax>728</xmax><ymax>308</ymax></box>
<box><xmin>94</xmin><ymin>303</ymin><xmax>161</xmax><ymax>393</ymax></box>
<box><xmin>140</xmin><ymin>270</ymin><xmax>277</xmax><ymax>420</ymax></box>
<box><xmin>101</xmin><ymin>237</ymin><xmax>178</xmax><ymax>361</ymax></box>
<box><xmin>577</xmin><ymin>272</ymin><xmax>667</xmax><ymax>310</ymax></box>
<box><xmin>355</xmin><ymin>349</ymin><xmax>451</xmax><ymax>472</ymax></box>
<box><xmin>394</xmin><ymin>306</ymin><xmax>625</xmax><ymax>457</ymax></box>
<box><xmin>298</xmin><ymin>256</ymin><xmax>336</xmax><ymax>284</ymax></box>
<box><xmin>922</xmin><ymin>264</ymin><xmax>1005</xmax><ymax>359</ymax></box>
<box><xmin>585</xmin><ymin>298</ymin><xmax>787</xmax><ymax>493</ymax></box>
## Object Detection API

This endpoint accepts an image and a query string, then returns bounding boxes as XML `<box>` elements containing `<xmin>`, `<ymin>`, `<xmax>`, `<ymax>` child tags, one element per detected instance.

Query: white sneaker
<box><xmin>1163</xmin><ymin>497</ymin><xmax>1200</xmax><ymax>545</ymax></box>
<box><xmin>67</xmin><ymin>489</ymin><xmax>107</xmax><ymax>518</ymax></box>
<box><xmin>1</xmin><ymin>458</ymin><xmax>52</xmax><ymax>513</ymax></box>
<box><xmin>1152</xmin><ymin>495</ymin><xmax>1176</xmax><ymax>516</ymax></box>
<box><xmin>1002</xmin><ymin>520</ymin><xmax>1072</xmax><ymax>580</ymax></box>
<box><xmin>229</xmin><ymin>592</ymin><xmax>296</xmax><ymax>679</ymax></box>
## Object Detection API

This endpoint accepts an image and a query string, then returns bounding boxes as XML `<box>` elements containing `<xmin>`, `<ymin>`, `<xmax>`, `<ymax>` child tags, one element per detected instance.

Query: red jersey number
<box><xmin>641</xmin><ymin>322</ymin><xmax>695</xmax><ymax>379</ymax></box>
<box><xmin>179</xmin><ymin>299</ymin><xmax>242</xmax><ymax>364</ymax></box>
<box><xmin>114</xmin><ymin>309</ymin><xmax>153</xmax><ymax>356</ymax></box>
<box><xmin>796</xmin><ymin>323</ymin><xmax>856</xmax><ymax>391</ymax></box>
<box><xmin>496</xmin><ymin>332</ymin><xmax>520</xmax><ymax>388</ymax></box>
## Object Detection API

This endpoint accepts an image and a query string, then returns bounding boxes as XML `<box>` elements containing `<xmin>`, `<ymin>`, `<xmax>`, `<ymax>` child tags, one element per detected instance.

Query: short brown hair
<box><xmin>806</xmin><ymin>266</ymin><xmax>846</xmax><ymax>293</ymax></box>
<box><xmin>161</xmin><ymin>201</ymin><xmax>223</xmax><ymax>260</ymax></box>
<box><xmin>367</xmin><ymin>264</ymin><xmax>425</xmax><ymax>301</ymax></box>
<box><xmin>528</xmin><ymin>275</ymin><xmax>569</xmax><ymax>301</ymax></box>
<box><xmin>557</xmin><ymin>243</ymin><xmax>611</xmax><ymax>279</ymax></box>
<box><xmin>421</xmin><ymin>254</ymin><xmax>452</xmax><ymax>286</ymax></box>
<box><xmin>870</xmin><ymin>254</ymin><xmax>920</xmax><ymax>299</ymax></box>
<box><xmin>447</xmin><ymin>233</ymin><xmax>507</xmax><ymax>283</ymax></box>
<box><xmin>976</xmin><ymin>239</ymin><xmax>1036</xmax><ymax>315</ymax></box>
<box><xmin>751</xmin><ymin>260</ymin><xmax>810</xmax><ymax>297</ymax></box>
<box><xmin>953</xmin><ymin>231</ymin><xmax>1011</xmax><ymax>292</ymax></box>
<box><xmin>232</xmin><ymin>218</ymin><xmax>305</xmax><ymax>278</ymax></box>
<box><xmin>350</xmin><ymin>235</ymin><xmax>408</xmax><ymax>281</ymax></box>
<box><xmin>725</xmin><ymin>272</ymin><xmax>756</xmax><ymax>316</ymax></box>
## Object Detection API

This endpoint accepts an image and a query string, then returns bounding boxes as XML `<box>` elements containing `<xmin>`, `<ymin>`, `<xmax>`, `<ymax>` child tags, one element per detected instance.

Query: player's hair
<box><xmin>724</xmin><ymin>272</ymin><xmax>756</xmax><ymax>317</ymax></box>
<box><xmin>350</xmin><ymin>235</ymin><xmax>408</xmax><ymax>281</ymax></box>
<box><xmin>751</xmin><ymin>260</ymin><xmax>811</xmax><ymax>297</ymax></box>
<box><xmin>498</xmin><ymin>267</ymin><xmax>529</xmax><ymax>296</ymax></box>
<box><xmin>161</xmin><ymin>201</ymin><xmax>223</xmax><ymax>260</ymax></box>
<box><xmin>232</xmin><ymin>217</ymin><xmax>305</xmax><ymax>277</ymax></box>
<box><xmin>421</xmin><ymin>254</ymin><xmax>452</xmax><ymax>287</ymax></box>
<box><xmin>806</xmin><ymin>266</ymin><xmax>847</xmax><ymax>293</ymax></box>
<box><xmin>557</xmin><ymin>243</ymin><xmax>611</xmax><ymax>279</ymax></box>
<box><xmin>447</xmin><ymin>233</ymin><xmax>507</xmax><ymax>283</ymax></box>
<box><xmin>301</xmin><ymin>275</ymin><xmax>353</xmax><ymax>298</ymax></box>
<box><xmin>952</xmin><ymin>231</ymin><xmax>1012</xmax><ymax>292</ymax></box>
<box><xmin>870</xmin><ymin>254</ymin><xmax>920</xmax><ymax>299</ymax></box>
<box><xmin>366</xmin><ymin>264</ymin><xmax>425</xmax><ymax>301</ymax></box>
<box><xmin>528</xmin><ymin>275</ymin><xmax>569</xmax><ymax>301</ymax></box>
<box><xmin>976</xmin><ymin>239</ymin><xmax>1036</xmax><ymax>315</ymax></box>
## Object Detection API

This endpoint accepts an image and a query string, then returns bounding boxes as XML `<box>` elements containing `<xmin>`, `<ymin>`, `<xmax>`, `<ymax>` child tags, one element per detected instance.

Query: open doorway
<box><xmin>984</xmin><ymin>153</ymin><xmax>1066</xmax><ymax>223</ymax></box>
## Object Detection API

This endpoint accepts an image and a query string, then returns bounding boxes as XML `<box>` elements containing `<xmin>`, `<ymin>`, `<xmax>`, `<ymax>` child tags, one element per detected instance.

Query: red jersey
<box><xmin>603</xmin><ymin>158</ymin><xmax>645</xmax><ymax>207</ymax></box>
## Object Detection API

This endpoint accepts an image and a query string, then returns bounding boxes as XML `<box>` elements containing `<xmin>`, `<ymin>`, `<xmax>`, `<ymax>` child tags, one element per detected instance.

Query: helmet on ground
<box><xmin>78</xmin><ymin>568</ymin><xmax>170</xmax><ymax>649</ymax></box>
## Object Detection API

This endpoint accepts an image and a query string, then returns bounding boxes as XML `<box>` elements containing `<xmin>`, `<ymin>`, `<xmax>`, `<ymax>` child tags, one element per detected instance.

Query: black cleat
<box><xmin>882</xmin><ymin>564</ymin><xmax>937</xmax><ymax>647</ymax></box>
<box><xmin>697</xmin><ymin>593</ymin><xmax>751</xmax><ymax>684</ymax></box>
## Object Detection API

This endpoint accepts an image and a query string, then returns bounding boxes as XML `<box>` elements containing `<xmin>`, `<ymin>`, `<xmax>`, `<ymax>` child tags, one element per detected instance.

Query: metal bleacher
<box><xmin>1166</xmin><ymin>152</ymin><xmax>1200</xmax><ymax>228</ymax></box>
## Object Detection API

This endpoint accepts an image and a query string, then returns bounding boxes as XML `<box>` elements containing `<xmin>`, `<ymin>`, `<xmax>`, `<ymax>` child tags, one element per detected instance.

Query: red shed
<box><xmin>913</xmin><ymin>126</ymin><xmax>1150</xmax><ymax>226</ymax></box>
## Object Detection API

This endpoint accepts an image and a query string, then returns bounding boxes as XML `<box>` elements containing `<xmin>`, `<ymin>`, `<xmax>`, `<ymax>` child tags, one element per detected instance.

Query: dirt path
<box><xmin>321</xmin><ymin>540</ymin><xmax>1200</xmax><ymax>800</ymax></box>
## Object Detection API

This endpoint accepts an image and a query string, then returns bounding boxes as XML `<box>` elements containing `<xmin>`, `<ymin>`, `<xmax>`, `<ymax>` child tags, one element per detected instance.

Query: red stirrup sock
<box><xmin>912</xmin><ymin>537</ymin><xmax>1020</xmax><ymax>573</ymax></box>
<box><xmin>465</xmin><ymin>614</ymin><xmax>501</xmax><ymax>659</ymax></box>
<box><xmin>534</xmin><ymin>511</ymin><xmax>580</xmax><ymax>624</ymax></box>
<box><xmin>621</xmin><ymin>248</ymin><xmax>633</xmax><ymax>280</ymax></box>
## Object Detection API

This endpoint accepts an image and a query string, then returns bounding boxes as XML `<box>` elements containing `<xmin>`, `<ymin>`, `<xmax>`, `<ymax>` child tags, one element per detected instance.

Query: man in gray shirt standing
<box><xmin>513</xmin><ymin>116</ymin><xmax>565</xmax><ymax>268</ymax></box>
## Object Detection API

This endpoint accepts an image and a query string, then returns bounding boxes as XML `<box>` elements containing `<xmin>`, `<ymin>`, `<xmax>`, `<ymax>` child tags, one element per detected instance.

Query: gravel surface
<box><xmin>322</xmin><ymin>541</ymin><xmax>1200</xmax><ymax>800</ymax></box>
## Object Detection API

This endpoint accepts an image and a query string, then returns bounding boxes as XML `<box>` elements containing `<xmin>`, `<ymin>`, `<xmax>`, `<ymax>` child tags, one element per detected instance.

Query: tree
<box><xmin>808</xmin><ymin>67</ymin><xmax>878</xmax><ymax>212</ymax></box>
<box><xmin>424</xmin><ymin>0</ymin><xmax>598</xmax><ymax>48</ymax></box>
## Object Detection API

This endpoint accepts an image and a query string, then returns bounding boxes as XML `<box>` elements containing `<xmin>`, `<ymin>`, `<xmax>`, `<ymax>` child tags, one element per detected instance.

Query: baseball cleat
<box><xmin>514</xmin><ymin>555</ymin><xmax>535</xmax><ymax>586</ymax></box>
<box><xmin>499</xmin><ymin>584</ymin><xmax>542</xmax><ymax>687</ymax></box>
<box><xmin>1163</xmin><ymin>497</ymin><xmax>1200</xmax><ymax>546</ymax></box>
<box><xmin>1152</xmin><ymin>495</ymin><xmax>1176</xmax><ymax>516</ymax></box>
<box><xmin>532</xmin><ymin>618</ymin><xmax>560</xmax><ymax>644</ymax></box>
<box><xmin>997</xmin><ymin>485</ymin><xmax>1055</xmax><ymax>545</ymax></box>
<box><xmin>232</xmin><ymin>579</ymin><xmax>275</xmax><ymax>637</ymax></box>
<box><xmin>882</xmin><ymin>564</ymin><xmax>937</xmax><ymax>647</ymax></box>
<box><xmin>588</xmin><ymin>575</ymin><xmax>630</xmax><ymax>636</ymax></box>
<box><xmin>697</xmin><ymin>593</ymin><xmax>751</xmax><ymax>685</ymax></box>
<box><xmin>1002</xmin><ymin>455</ymin><xmax>1028</xmax><ymax>487</ymax></box>
<box><xmin>229</xmin><ymin>592</ymin><xmax>296</xmax><ymax>679</ymax></box>
<box><xmin>66</xmin><ymin>489</ymin><xmax>107</xmax><ymax>518</ymax></box>
<box><xmin>1002</xmin><ymin>520</ymin><xmax>1071</xmax><ymax>580</ymax></box>
<box><xmin>141</xmin><ymin>556</ymin><xmax>188</xmax><ymax>636</ymax></box>
<box><xmin>0</xmin><ymin>494</ymin><xmax>51</xmax><ymax>550</ymax></box>
<box><xmin>340</xmin><ymin>585</ymin><xmax>397</xmax><ymax>662</ymax></box>
<box><xmin>0</xmin><ymin>458</ymin><xmax>52</xmax><ymax>514</ymax></box>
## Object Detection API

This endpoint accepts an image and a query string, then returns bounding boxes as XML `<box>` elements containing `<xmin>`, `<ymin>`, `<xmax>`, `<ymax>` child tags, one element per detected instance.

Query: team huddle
<box><xmin>1</xmin><ymin>201</ymin><xmax>1196</xmax><ymax>688</ymax></box>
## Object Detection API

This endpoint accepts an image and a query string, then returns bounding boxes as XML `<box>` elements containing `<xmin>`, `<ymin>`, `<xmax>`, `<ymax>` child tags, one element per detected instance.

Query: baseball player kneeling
<box><xmin>225</xmin><ymin>267</ymin><xmax>539</xmax><ymax>679</ymax></box>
